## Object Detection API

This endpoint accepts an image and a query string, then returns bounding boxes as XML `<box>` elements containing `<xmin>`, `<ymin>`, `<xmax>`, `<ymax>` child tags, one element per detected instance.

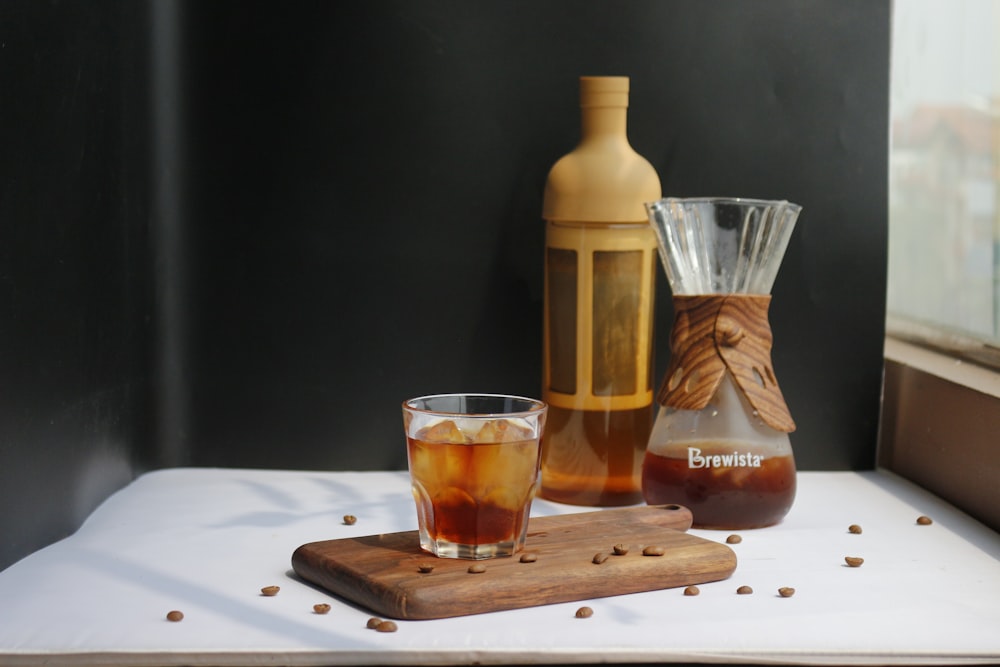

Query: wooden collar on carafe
<box><xmin>658</xmin><ymin>294</ymin><xmax>796</xmax><ymax>433</ymax></box>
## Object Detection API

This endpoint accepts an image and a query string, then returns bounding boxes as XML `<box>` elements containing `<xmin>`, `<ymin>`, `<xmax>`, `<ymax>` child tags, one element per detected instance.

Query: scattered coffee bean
<box><xmin>375</xmin><ymin>620</ymin><xmax>398</xmax><ymax>633</ymax></box>
<box><xmin>592</xmin><ymin>552</ymin><xmax>609</xmax><ymax>564</ymax></box>
<box><xmin>642</xmin><ymin>545</ymin><xmax>666</xmax><ymax>557</ymax></box>
<box><xmin>683</xmin><ymin>586</ymin><xmax>700</xmax><ymax>596</ymax></box>
<box><xmin>260</xmin><ymin>586</ymin><xmax>280</xmax><ymax>597</ymax></box>
<box><xmin>417</xmin><ymin>563</ymin><xmax>435</xmax><ymax>573</ymax></box>
<box><xmin>343</xmin><ymin>514</ymin><xmax>357</xmax><ymax>525</ymax></box>
<box><xmin>726</xmin><ymin>534</ymin><xmax>742</xmax><ymax>544</ymax></box>
<box><xmin>848</xmin><ymin>524</ymin><xmax>863</xmax><ymax>534</ymax></box>
<box><xmin>313</xmin><ymin>603</ymin><xmax>331</xmax><ymax>614</ymax></box>
<box><xmin>844</xmin><ymin>556</ymin><xmax>864</xmax><ymax>567</ymax></box>
<box><xmin>612</xmin><ymin>543</ymin><xmax>629</xmax><ymax>556</ymax></box>
<box><xmin>916</xmin><ymin>515</ymin><xmax>933</xmax><ymax>525</ymax></box>
<box><xmin>166</xmin><ymin>610</ymin><xmax>184</xmax><ymax>622</ymax></box>
<box><xmin>366</xmin><ymin>617</ymin><xmax>383</xmax><ymax>629</ymax></box>
<box><xmin>736</xmin><ymin>585</ymin><xmax>753</xmax><ymax>595</ymax></box>
<box><xmin>778</xmin><ymin>587</ymin><xmax>796</xmax><ymax>598</ymax></box>
<box><xmin>519</xmin><ymin>552</ymin><xmax>538</xmax><ymax>563</ymax></box>
<box><xmin>575</xmin><ymin>606</ymin><xmax>594</xmax><ymax>618</ymax></box>
<box><xmin>467</xmin><ymin>563</ymin><xmax>486</xmax><ymax>574</ymax></box>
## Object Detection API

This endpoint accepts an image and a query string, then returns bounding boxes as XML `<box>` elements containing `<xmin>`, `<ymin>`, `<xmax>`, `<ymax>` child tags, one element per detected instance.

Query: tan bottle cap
<box><xmin>579</xmin><ymin>76</ymin><xmax>629</xmax><ymax>108</ymax></box>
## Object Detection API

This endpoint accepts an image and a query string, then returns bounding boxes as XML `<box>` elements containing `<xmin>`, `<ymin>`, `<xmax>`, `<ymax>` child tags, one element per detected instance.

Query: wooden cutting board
<box><xmin>291</xmin><ymin>505</ymin><xmax>737</xmax><ymax>620</ymax></box>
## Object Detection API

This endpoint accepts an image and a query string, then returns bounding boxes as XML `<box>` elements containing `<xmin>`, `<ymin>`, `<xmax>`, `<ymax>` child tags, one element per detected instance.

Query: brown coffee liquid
<box><xmin>407</xmin><ymin>435</ymin><xmax>538</xmax><ymax>546</ymax></box>
<box><xmin>539</xmin><ymin>404</ymin><xmax>651</xmax><ymax>506</ymax></box>
<box><xmin>641</xmin><ymin>445</ymin><xmax>796</xmax><ymax>529</ymax></box>
<box><xmin>417</xmin><ymin>488</ymin><xmax>527</xmax><ymax>546</ymax></box>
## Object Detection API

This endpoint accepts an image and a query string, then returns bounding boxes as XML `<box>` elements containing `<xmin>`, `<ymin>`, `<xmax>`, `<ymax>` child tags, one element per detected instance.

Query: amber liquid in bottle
<box><xmin>541</xmin><ymin>224</ymin><xmax>655</xmax><ymax>505</ymax></box>
<box><xmin>540</xmin><ymin>403</ymin><xmax>650</xmax><ymax>505</ymax></box>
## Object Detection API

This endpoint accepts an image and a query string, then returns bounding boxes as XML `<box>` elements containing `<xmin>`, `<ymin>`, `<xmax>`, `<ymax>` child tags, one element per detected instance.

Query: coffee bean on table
<box><xmin>375</xmin><ymin>620</ymin><xmax>398</xmax><ymax>633</ymax></box>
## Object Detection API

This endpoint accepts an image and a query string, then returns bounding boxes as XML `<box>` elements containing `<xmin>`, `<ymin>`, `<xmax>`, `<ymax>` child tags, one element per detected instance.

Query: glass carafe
<box><xmin>642</xmin><ymin>198</ymin><xmax>801</xmax><ymax>529</ymax></box>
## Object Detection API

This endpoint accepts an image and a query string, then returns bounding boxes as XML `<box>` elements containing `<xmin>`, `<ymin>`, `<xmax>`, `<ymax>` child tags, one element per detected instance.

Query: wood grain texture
<box><xmin>291</xmin><ymin>505</ymin><xmax>736</xmax><ymax>620</ymax></box>
<box><xmin>657</xmin><ymin>295</ymin><xmax>729</xmax><ymax>410</ymax></box>
<box><xmin>716</xmin><ymin>296</ymin><xmax>795</xmax><ymax>432</ymax></box>
<box><xmin>657</xmin><ymin>294</ymin><xmax>795</xmax><ymax>432</ymax></box>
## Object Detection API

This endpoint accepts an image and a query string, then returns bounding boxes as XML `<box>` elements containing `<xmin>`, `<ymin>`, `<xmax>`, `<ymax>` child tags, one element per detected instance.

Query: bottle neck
<box><xmin>580</xmin><ymin>105</ymin><xmax>628</xmax><ymax>141</ymax></box>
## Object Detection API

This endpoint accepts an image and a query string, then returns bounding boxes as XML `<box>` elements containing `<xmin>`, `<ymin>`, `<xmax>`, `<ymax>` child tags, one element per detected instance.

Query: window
<box><xmin>888</xmin><ymin>0</ymin><xmax>1000</xmax><ymax>366</ymax></box>
<box><xmin>882</xmin><ymin>0</ymin><xmax>1000</xmax><ymax>532</ymax></box>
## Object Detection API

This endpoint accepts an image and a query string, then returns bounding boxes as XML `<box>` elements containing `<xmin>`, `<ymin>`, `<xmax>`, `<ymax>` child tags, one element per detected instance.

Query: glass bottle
<box><xmin>540</xmin><ymin>76</ymin><xmax>661</xmax><ymax>506</ymax></box>
<box><xmin>642</xmin><ymin>198</ymin><xmax>801</xmax><ymax>528</ymax></box>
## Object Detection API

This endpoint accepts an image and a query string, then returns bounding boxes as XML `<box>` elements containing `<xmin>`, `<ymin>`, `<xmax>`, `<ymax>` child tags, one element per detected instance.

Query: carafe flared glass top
<box><xmin>647</xmin><ymin>197</ymin><xmax>800</xmax><ymax>296</ymax></box>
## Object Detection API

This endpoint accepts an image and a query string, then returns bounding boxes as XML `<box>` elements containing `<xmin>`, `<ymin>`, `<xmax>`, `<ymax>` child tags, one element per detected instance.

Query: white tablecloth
<box><xmin>0</xmin><ymin>468</ymin><xmax>997</xmax><ymax>666</ymax></box>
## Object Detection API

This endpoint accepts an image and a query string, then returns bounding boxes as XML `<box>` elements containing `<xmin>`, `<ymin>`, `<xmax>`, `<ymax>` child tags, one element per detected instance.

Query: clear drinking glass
<box><xmin>642</xmin><ymin>198</ymin><xmax>801</xmax><ymax>529</ymax></box>
<box><xmin>402</xmin><ymin>393</ymin><xmax>547</xmax><ymax>559</ymax></box>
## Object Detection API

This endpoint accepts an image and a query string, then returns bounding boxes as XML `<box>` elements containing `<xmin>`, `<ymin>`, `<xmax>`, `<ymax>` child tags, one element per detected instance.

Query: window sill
<box><xmin>879</xmin><ymin>336</ymin><xmax>1000</xmax><ymax>532</ymax></box>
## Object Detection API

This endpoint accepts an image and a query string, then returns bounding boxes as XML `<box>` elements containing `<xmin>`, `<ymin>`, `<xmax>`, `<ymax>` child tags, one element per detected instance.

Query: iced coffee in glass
<box><xmin>402</xmin><ymin>394</ymin><xmax>547</xmax><ymax>559</ymax></box>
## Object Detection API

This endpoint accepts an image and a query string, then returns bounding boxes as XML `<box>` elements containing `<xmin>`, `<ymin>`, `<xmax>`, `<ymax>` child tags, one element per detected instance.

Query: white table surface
<box><xmin>0</xmin><ymin>468</ymin><xmax>997</xmax><ymax>666</ymax></box>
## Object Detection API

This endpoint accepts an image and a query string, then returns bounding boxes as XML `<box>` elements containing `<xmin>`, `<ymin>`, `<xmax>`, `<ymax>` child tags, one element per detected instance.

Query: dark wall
<box><xmin>0</xmin><ymin>1</ymin><xmax>154</xmax><ymax>569</ymax></box>
<box><xmin>0</xmin><ymin>0</ymin><xmax>890</xmax><ymax>570</ymax></box>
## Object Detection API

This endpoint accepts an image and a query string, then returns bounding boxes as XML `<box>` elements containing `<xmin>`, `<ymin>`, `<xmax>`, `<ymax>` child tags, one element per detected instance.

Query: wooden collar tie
<box><xmin>658</xmin><ymin>294</ymin><xmax>796</xmax><ymax>433</ymax></box>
